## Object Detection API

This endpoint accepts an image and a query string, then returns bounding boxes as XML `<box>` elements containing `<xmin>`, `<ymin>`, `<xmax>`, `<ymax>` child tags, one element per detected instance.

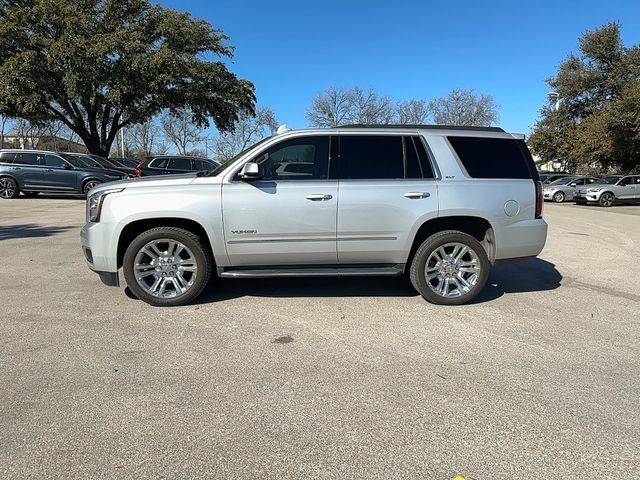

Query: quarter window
<box><xmin>0</xmin><ymin>152</ymin><xmax>17</xmax><ymax>163</ymax></box>
<box><xmin>448</xmin><ymin>136</ymin><xmax>535</xmax><ymax>179</ymax></box>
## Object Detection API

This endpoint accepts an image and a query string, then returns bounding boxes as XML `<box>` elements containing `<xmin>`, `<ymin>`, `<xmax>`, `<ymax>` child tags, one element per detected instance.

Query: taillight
<box><xmin>535</xmin><ymin>180</ymin><xmax>543</xmax><ymax>219</ymax></box>
<box><xmin>134</xmin><ymin>164</ymin><xmax>142</xmax><ymax>177</ymax></box>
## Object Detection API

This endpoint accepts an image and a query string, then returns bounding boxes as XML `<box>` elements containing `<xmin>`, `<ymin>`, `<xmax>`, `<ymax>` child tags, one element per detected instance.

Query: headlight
<box><xmin>86</xmin><ymin>188</ymin><xmax>124</xmax><ymax>222</ymax></box>
<box><xmin>587</xmin><ymin>188</ymin><xmax>602</xmax><ymax>193</ymax></box>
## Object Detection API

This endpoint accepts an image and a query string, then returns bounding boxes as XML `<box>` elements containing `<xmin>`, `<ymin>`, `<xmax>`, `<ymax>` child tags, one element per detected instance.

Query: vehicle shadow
<box><xmin>19</xmin><ymin>194</ymin><xmax>85</xmax><ymax>200</ymax></box>
<box><xmin>182</xmin><ymin>257</ymin><xmax>562</xmax><ymax>305</ymax></box>
<box><xmin>0</xmin><ymin>223</ymin><xmax>76</xmax><ymax>241</ymax></box>
<box><xmin>471</xmin><ymin>258</ymin><xmax>562</xmax><ymax>303</ymax></box>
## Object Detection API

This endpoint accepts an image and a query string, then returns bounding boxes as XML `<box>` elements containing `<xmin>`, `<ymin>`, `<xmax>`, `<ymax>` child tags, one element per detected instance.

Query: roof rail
<box><xmin>338</xmin><ymin>124</ymin><xmax>505</xmax><ymax>133</ymax></box>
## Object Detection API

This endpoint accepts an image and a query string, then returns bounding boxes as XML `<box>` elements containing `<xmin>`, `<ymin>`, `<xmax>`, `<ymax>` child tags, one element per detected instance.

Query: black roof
<box><xmin>338</xmin><ymin>124</ymin><xmax>505</xmax><ymax>133</ymax></box>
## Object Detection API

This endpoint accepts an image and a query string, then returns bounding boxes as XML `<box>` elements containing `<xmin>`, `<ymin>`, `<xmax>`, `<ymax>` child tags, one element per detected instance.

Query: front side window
<box><xmin>45</xmin><ymin>155</ymin><xmax>66</xmax><ymax>168</ymax></box>
<box><xmin>619</xmin><ymin>177</ymin><xmax>633</xmax><ymax>186</ymax></box>
<box><xmin>249</xmin><ymin>136</ymin><xmax>330</xmax><ymax>180</ymax></box>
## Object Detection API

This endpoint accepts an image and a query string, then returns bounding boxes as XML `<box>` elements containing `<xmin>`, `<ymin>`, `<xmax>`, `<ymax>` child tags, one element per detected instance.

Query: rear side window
<box><xmin>448</xmin><ymin>136</ymin><xmax>537</xmax><ymax>179</ymax></box>
<box><xmin>15</xmin><ymin>153</ymin><xmax>42</xmax><ymax>166</ymax></box>
<box><xmin>339</xmin><ymin>135</ymin><xmax>404</xmax><ymax>179</ymax></box>
<box><xmin>168</xmin><ymin>158</ymin><xmax>192</xmax><ymax>170</ymax></box>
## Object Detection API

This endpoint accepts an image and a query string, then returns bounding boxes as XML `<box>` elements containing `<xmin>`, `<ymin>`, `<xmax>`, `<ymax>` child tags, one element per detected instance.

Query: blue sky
<box><xmin>159</xmin><ymin>0</ymin><xmax>639</xmax><ymax>135</ymax></box>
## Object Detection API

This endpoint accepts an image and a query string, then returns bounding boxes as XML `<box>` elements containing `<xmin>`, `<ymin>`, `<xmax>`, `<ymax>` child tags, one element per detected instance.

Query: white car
<box><xmin>542</xmin><ymin>176</ymin><xmax>600</xmax><ymax>203</ymax></box>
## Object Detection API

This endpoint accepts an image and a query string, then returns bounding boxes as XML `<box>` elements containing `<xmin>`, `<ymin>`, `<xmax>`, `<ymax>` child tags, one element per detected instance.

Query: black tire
<box><xmin>123</xmin><ymin>227</ymin><xmax>213</xmax><ymax>307</ymax></box>
<box><xmin>598</xmin><ymin>192</ymin><xmax>615</xmax><ymax>207</ymax></box>
<box><xmin>552</xmin><ymin>191</ymin><xmax>565</xmax><ymax>203</ymax></box>
<box><xmin>83</xmin><ymin>179</ymin><xmax>102</xmax><ymax>195</ymax></box>
<box><xmin>410</xmin><ymin>230</ymin><xmax>490</xmax><ymax>306</ymax></box>
<box><xmin>0</xmin><ymin>177</ymin><xmax>20</xmax><ymax>199</ymax></box>
<box><xmin>22</xmin><ymin>191</ymin><xmax>40</xmax><ymax>197</ymax></box>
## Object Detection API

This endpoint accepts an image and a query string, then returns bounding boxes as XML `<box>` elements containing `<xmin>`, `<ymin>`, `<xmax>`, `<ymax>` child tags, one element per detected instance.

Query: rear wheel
<box><xmin>0</xmin><ymin>177</ymin><xmax>19</xmax><ymax>199</ymax></box>
<box><xmin>552</xmin><ymin>191</ymin><xmax>565</xmax><ymax>203</ymax></box>
<box><xmin>123</xmin><ymin>227</ymin><xmax>213</xmax><ymax>307</ymax></box>
<box><xmin>599</xmin><ymin>192</ymin><xmax>615</xmax><ymax>207</ymax></box>
<box><xmin>410</xmin><ymin>230</ymin><xmax>490</xmax><ymax>305</ymax></box>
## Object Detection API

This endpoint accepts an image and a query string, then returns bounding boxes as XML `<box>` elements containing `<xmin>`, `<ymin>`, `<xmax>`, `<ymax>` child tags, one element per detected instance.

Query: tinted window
<box><xmin>45</xmin><ymin>155</ymin><xmax>66</xmax><ymax>168</ymax></box>
<box><xmin>194</xmin><ymin>159</ymin><xmax>216</xmax><ymax>171</ymax></box>
<box><xmin>448</xmin><ymin>136</ymin><xmax>535</xmax><ymax>179</ymax></box>
<box><xmin>619</xmin><ymin>177</ymin><xmax>633</xmax><ymax>186</ymax></box>
<box><xmin>150</xmin><ymin>158</ymin><xmax>168</xmax><ymax>169</ymax></box>
<box><xmin>15</xmin><ymin>153</ymin><xmax>41</xmax><ymax>166</ymax></box>
<box><xmin>167</xmin><ymin>158</ymin><xmax>193</xmax><ymax>170</ymax></box>
<box><xmin>251</xmin><ymin>136</ymin><xmax>330</xmax><ymax>180</ymax></box>
<box><xmin>406</xmin><ymin>136</ymin><xmax>435</xmax><ymax>179</ymax></box>
<box><xmin>0</xmin><ymin>152</ymin><xmax>17</xmax><ymax>163</ymax></box>
<box><xmin>340</xmin><ymin>135</ymin><xmax>404</xmax><ymax>179</ymax></box>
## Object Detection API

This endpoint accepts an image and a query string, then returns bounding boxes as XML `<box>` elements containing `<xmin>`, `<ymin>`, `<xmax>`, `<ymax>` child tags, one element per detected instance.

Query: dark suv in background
<box><xmin>0</xmin><ymin>149</ymin><xmax>125</xmax><ymax>198</ymax></box>
<box><xmin>135</xmin><ymin>155</ymin><xmax>220</xmax><ymax>176</ymax></box>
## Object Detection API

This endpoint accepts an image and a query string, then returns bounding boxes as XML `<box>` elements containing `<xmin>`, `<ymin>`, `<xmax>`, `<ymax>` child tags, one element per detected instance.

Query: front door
<box><xmin>43</xmin><ymin>154</ymin><xmax>78</xmax><ymax>191</ymax></box>
<box><xmin>336</xmin><ymin>134</ymin><xmax>439</xmax><ymax>265</ymax></box>
<box><xmin>617</xmin><ymin>176</ymin><xmax>636</xmax><ymax>199</ymax></box>
<box><xmin>222</xmin><ymin>135</ymin><xmax>338</xmax><ymax>266</ymax></box>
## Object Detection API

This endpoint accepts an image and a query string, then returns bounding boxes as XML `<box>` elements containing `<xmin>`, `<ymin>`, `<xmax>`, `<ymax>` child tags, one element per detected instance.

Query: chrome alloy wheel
<box><xmin>424</xmin><ymin>242</ymin><xmax>481</xmax><ymax>298</ymax></box>
<box><xmin>83</xmin><ymin>180</ymin><xmax>101</xmax><ymax>194</ymax></box>
<box><xmin>0</xmin><ymin>178</ymin><xmax>17</xmax><ymax>198</ymax></box>
<box><xmin>133</xmin><ymin>239</ymin><xmax>198</xmax><ymax>299</ymax></box>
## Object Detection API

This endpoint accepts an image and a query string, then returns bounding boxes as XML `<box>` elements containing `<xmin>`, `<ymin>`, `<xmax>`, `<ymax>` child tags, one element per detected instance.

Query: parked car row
<box><xmin>0</xmin><ymin>149</ymin><xmax>220</xmax><ymax>198</ymax></box>
<box><xmin>540</xmin><ymin>174</ymin><xmax>640</xmax><ymax>206</ymax></box>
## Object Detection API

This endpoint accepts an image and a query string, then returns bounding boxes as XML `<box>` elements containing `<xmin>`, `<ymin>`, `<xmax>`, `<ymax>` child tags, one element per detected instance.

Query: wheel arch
<box><xmin>117</xmin><ymin>217</ymin><xmax>213</xmax><ymax>269</ymax></box>
<box><xmin>406</xmin><ymin>215</ymin><xmax>496</xmax><ymax>266</ymax></box>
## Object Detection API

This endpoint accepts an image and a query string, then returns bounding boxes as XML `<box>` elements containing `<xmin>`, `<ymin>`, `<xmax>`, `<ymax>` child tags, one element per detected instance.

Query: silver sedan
<box><xmin>543</xmin><ymin>176</ymin><xmax>600</xmax><ymax>203</ymax></box>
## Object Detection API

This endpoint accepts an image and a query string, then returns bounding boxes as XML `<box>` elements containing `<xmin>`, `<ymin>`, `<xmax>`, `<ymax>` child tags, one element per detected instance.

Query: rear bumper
<box><xmin>495</xmin><ymin>218</ymin><xmax>548</xmax><ymax>261</ymax></box>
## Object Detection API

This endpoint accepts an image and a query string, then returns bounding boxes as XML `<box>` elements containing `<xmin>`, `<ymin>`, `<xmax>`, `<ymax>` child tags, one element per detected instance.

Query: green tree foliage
<box><xmin>0</xmin><ymin>0</ymin><xmax>255</xmax><ymax>156</ymax></box>
<box><xmin>529</xmin><ymin>22</ymin><xmax>640</xmax><ymax>172</ymax></box>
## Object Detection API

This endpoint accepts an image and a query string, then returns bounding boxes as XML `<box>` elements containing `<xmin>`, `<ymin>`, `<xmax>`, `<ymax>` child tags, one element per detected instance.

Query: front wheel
<box><xmin>599</xmin><ymin>192</ymin><xmax>615</xmax><ymax>207</ymax></box>
<box><xmin>83</xmin><ymin>179</ymin><xmax>102</xmax><ymax>195</ymax></box>
<box><xmin>552</xmin><ymin>191</ymin><xmax>565</xmax><ymax>203</ymax></box>
<box><xmin>410</xmin><ymin>230</ymin><xmax>490</xmax><ymax>305</ymax></box>
<box><xmin>123</xmin><ymin>227</ymin><xmax>213</xmax><ymax>306</ymax></box>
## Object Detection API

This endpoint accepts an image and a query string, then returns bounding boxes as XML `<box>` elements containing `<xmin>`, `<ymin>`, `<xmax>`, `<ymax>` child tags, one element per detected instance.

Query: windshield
<box><xmin>549</xmin><ymin>177</ymin><xmax>576</xmax><ymax>186</ymax></box>
<box><xmin>90</xmin><ymin>155</ymin><xmax>121</xmax><ymax>169</ymax></box>
<box><xmin>59</xmin><ymin>153</ymin><xmax>93</xmax><ymax>168</ymax></box>
<box><xmin>600</xmin><ymin>176</ymin><xmax>622</xmax><ymax>184</ymax></box>
<box><xmin>202</xmin><ymin>136</ymin><xmax>274</xmax><ymax>176</ymax></box>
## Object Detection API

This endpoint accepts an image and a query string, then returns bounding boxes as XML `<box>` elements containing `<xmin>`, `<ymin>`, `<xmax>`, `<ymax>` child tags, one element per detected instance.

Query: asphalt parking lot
<box><xmin>1</xmin><ymin>198</ymin><xmax>639</xmax><ymax>479</ymax></box>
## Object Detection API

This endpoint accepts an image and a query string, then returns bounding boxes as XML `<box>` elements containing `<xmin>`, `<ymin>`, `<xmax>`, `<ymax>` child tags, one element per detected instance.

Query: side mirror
<box><xmin>570</xmin><ymin>183</ymin><xmax>577</xmax><ymax>187</ymax></box>
<box><xmin>239</xmin><ymin>162</ymin><xmax>261</xmax><ymax>181</ymax></box>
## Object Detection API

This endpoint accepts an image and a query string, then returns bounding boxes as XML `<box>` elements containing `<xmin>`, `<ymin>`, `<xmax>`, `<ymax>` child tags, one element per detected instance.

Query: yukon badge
<box><xmin>231</xmin><ymin>229</ymin><xmax>257</xmax><ymax>234</ymax></box>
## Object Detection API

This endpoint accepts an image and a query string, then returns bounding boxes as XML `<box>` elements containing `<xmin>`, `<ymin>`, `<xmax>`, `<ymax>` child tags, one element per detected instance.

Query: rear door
<box><xmin>15</xmin><ymin>152</ymin><xmax>48</xmax><ymax>189</ymax></box>
<box><xmin>336</xmin><ymin>134</ymin><xmax>438</xmax><ymax>264</ymax></box>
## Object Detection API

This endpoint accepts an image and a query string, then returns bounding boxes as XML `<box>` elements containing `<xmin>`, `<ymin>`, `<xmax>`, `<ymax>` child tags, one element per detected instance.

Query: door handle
<box><xmin>403</xmin><ymin>192</ymin><xmax>431</xmax><ymax>199</ymax></box>
<box><xmin>305</xmin><ymin>194</ymin><xmax>333</xmax><ymax>201</ymax></box>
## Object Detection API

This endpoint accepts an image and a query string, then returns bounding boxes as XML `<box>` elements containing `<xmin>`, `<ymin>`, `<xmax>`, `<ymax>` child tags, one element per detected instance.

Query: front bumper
<box><xmin>574</xmin><ymin>192</ymin><xmax>599</xmax><ymax>202</ymax></box>
<box><xmin>80</xmin><ymin>221</ymin><xmax>120</xmax><ymax>287</ymax></box>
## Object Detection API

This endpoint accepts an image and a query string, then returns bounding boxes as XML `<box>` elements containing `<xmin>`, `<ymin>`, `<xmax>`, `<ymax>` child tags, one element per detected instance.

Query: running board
<box><xmin>219</xmin><ymin>264</ymin><xmax>405</xmax><ymax>278</ymax></box>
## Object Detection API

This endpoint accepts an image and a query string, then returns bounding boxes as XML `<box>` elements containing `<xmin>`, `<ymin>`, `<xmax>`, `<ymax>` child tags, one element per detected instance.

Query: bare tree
<box><xmin>161</xmin><ymin>108</ymin><xmax>203</xmax><ymax>155</ymax></box>
<box><xmin>128</xmin><ymin>118</ymin><xmax>162</xmax><ymax>157</ymax></box>
<box><xmin>306</xmin><ymin>87</ymin><xmax>354</xmax><ymax>127</ymax></box>
<box><xmin>306</xmin><ymin>86</ymin><xmax>395</xmax><ymax>127</ymax></box>
<box><xmin>396</xmin><ymin>99</ymin><xmax>430</xmax><ymax>124</ymax></box>
<box><xmin>350</xmin><ymin>87</ymin><xmax>395</xmax><ymax>124</ymax></box>
<box><xmin>427</xmin><ymin>89</ymin><xmax>499</xmax><ymax>126</ymax></box>
<box><xmin>0</xmin><ymin>114</ymin><xmax>10</xmax><ymax>149</ymax></box>
<box><xmin>215</xmin><ymin>107</ymin><xmax>278</xmax><ymax>161</ymax></box>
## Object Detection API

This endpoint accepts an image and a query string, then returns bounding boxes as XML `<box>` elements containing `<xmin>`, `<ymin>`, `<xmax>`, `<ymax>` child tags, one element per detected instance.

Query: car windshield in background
<box><xmin>549</xmin><ymin>177</ymin><xmax>576</xmax><ymax>185</ymax></box>
<box><xmin>600</xmin><ymin>176</ymin><xmax>622</xmax><ymax>184</ymax></box>
<box><xmin>73</xmin><ymin>155</ymin><xmax>101</xmax><ymax>167</ymax></box>
<box><xmin>59</xmin><ymin>153</ymin><xmax>92</xmax><ymax>168</ymax></box>
<box><xmin>204</xmin><ymin>136</ymin><xmax>273</xmax><ymax>176</ymax></box>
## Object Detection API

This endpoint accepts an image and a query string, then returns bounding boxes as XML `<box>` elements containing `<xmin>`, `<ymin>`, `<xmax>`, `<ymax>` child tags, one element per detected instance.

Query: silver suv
<box><xmin>574</xmin><ymin>175</ymin><xmax>640</xmax><ymax>207</ymax></box>
<box><xmin>80</xmin><ymin>125</ymin><xmax>547</xmax><ymax>306</ymax></box>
